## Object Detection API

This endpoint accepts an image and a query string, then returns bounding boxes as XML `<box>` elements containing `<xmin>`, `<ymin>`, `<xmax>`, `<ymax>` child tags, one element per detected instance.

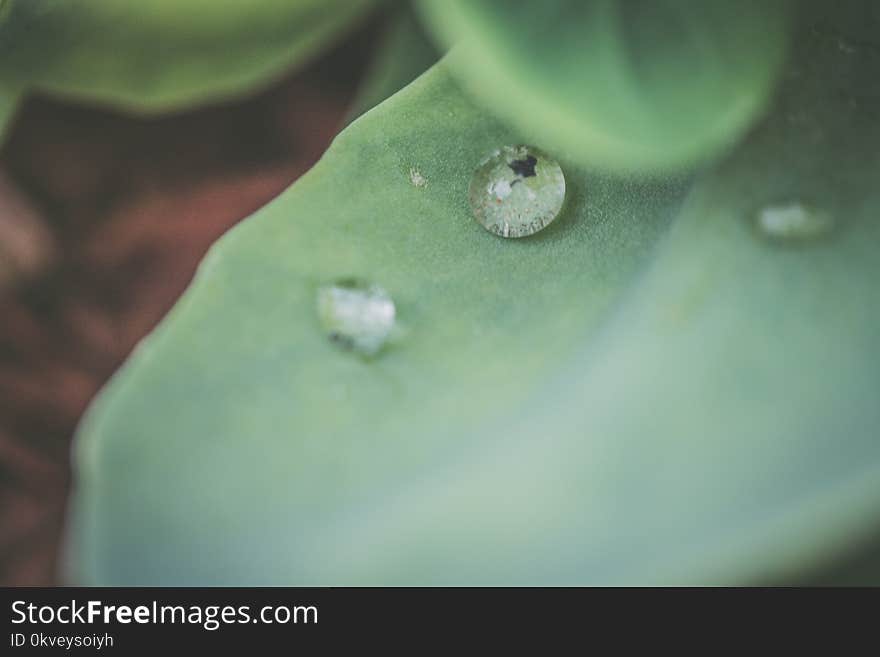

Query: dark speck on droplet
<box><xmin>508</xmin><ymin>155</ymin><xmax>537</xmax><ymax>178</ymax></box>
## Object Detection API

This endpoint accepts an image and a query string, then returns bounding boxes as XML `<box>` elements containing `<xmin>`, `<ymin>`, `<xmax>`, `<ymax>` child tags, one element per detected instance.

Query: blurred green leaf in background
<box><xmin>0</xmin><ymin>0</ymin><xmax>376</xmax><ymax>113</ymax></box>
<box><xmin>66</xmin><ymin>1</ymin><xmax>880</xmax><ymax>584</ymax></box>
<box><xmin>417</xmin><ymin>0</ymin><xmax>791</xmax><ymax>172</ymax></box>
<box><xmin>0</xmin><ymin>84</ymin><xmax>21</xmax><ymax>139</ymax></box>
<box><xmin>345</xmin><ymin>3</ymin><xmax>439</xmax><ymax>122</ymax></box>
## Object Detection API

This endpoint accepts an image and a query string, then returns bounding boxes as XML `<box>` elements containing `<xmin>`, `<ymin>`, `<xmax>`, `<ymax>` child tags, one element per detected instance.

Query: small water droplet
<box><xmin>408</xmin><ymin>168</ymin><xmax>427</xmax><ymax>188</ymax></box>
<box><xmin>753</xmin><ymin>202</ymin><xmax>835</xmax><ymax>243</ymax></box>
<box><xmin>316</xmin><ymin>278</ymin><xmax>396</xmax><ymax>356</ymax></box>
<box><xmin>469</xmin><ymin>145</ymin><xmax>566</xmax><ymax>238</ymax></box>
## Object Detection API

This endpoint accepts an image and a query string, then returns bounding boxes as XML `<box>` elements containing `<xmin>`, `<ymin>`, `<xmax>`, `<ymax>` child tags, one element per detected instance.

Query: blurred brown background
<box><xmin>0</xmin><ymin>22</ymin><xmax>379</xmax><ymax>585</ymax></box>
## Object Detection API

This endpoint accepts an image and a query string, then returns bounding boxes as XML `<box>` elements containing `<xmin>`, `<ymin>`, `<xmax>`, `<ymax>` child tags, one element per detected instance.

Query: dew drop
<box><xmin>753</xmin><ymin>202</ymin><xmax>836</xmax><ymax>244</ymax></box>
<box><xmin>469</xmin><ymin>145</ymin><xmax>566</xmax><ymax>238</ymax></box>
<box><xmin>408</xmin><ymin>168</ymin><xmax>427</xmax><ymax>188</ymax></box>
<box><xmin>316</xmin><ymin>278</ymin><xmax>396</xmax><ymax>356</ymax></box>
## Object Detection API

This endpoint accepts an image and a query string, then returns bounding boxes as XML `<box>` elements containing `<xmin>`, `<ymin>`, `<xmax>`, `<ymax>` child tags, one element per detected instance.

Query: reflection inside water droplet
<box><xmin>754</xmin><ymin>201</ymin><xmax>835</xmax><ymax>243</ymax></box>
<box><xmin>469</xmin><ymin>145</ymin><xmax>565</xmax><ymax>238</ymax></box>
<box><xmin>316</xmin><ymin>279</ymin><xmax>396</xmax><ymax>356</ymax></box>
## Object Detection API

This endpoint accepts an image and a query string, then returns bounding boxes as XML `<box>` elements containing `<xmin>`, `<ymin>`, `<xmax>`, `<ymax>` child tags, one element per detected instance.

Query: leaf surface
<box><xmin>68</xmin><ymin>4</ymin><xmax>880</xmax><ymax>584</ymax></box>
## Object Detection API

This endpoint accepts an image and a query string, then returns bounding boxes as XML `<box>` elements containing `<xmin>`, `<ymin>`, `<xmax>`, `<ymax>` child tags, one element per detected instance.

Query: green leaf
<box><xmin>0</xmin><ymin>82</ymin><xmax>22</xmax><ymax>140</ymax></box>
<box><xmin>345</xmin><ymin>3</ymin><xmax>441</xmax><ymax>122</ymax></box>
<box><xmin>68</xmin><ymin>5</ymin><xmax>880</xmax><ymax>584</ymax></box>
<box><xmin>781</xmin><ymin>529</ymin><xmax>880</xmax><ymax>585</ymax></box>
<box><xmin>416</xmin><ymin>0</ymin><xmax>791</xmax><ymax>172</ymax></box>
<box><xmin>0</xmin><ymin>0</ymin><xmax>376</xmax><ymax>112</ymax></box>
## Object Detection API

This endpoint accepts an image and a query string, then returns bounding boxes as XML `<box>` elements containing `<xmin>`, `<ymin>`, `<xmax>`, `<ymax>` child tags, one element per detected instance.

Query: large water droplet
<box><xmin>316</xmin><ymin>278</ymin><xmax>396</xmax><ymax>356</ymax></box>
<box><xmin>754</xmin><ymin>201</ymin><xmax>835</xmax><ymax>243</ymax></box>
<box><xmin>469</xmin><ymin>145</ymin><xmax>566</xmax><ymax>238</ymax></box>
